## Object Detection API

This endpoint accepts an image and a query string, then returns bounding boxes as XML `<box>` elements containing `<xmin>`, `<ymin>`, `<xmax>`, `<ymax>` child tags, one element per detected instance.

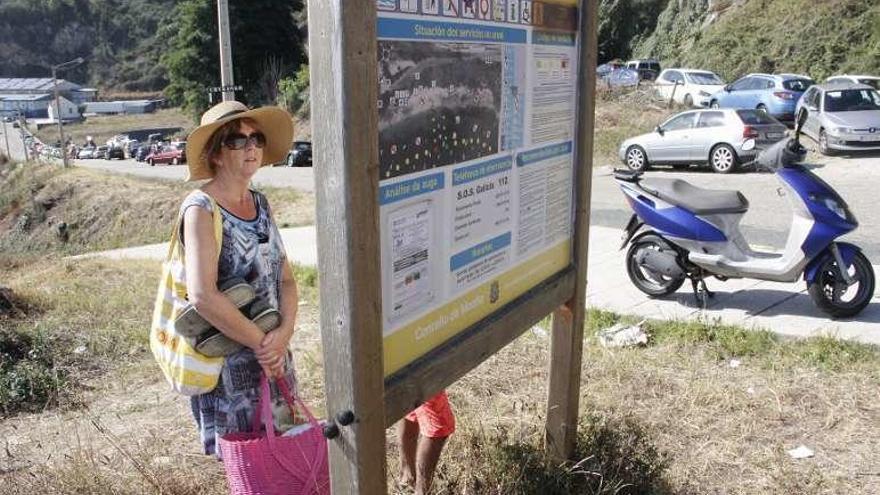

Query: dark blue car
<box><xmin>709</xmin><ymin>73</ymin><xmax>814</xmax><ymax>123</ymax></box>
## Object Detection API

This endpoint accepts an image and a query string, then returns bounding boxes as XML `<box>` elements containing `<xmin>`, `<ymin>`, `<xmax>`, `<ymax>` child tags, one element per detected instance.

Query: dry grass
<box><xmin>1</xmin><ymin>254</ymin><xmax>877</xmax><ymax>494</ymax></box>
<box><xmin>0</xmin><ymin>162</ymin><xmax>315</xmax><ymax>262</ymax></box>
<box><xmin>34</xmin><ymin>109</ymin><xmax>194</xmax><ymax>147</ymax></box>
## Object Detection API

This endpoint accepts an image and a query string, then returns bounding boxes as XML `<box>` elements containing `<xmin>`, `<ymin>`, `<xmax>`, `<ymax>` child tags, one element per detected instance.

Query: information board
<box><xmin>376</xmin><ymin>0</ymin><xmax>580</xmax><ymax>375</ymax></box>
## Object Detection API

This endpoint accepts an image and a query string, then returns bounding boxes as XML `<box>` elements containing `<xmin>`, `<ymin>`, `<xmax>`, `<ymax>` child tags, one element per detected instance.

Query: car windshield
<box><xmin>736</xmin><ymin>109</ymin><xmax>780</xmax><ymax>125</ymax></box>
<box><xmin>782</xmin><ymin>79</ymin><xmax>814</xmax><ymax>92</ymax></box>
<box><xmin>686</xmin><ymin>72</ymin><xmax>723</xmax><ymax>85</ymax></box>
<box><xmin>857</xmin><ymin>79</ymin><xmax>880</xmax><ymax>90</ymax></box>
<box><xmin>824</xmin><ymin>89</ymin><xmax>880</xmax><ymax>112</ymax></box>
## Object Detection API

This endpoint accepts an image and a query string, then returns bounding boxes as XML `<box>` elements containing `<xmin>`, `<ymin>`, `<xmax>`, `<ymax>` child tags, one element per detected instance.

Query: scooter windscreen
<box><xmin>756</xmin><ymin>138</ymin><xmax>807</xmax><ymax>170</ymax></box>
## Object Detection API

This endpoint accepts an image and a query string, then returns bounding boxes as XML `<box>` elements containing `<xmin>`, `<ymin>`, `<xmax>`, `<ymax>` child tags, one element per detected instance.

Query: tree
<box><xmin>598</xmin><ymin>0</ymin><xmax>670</xmax><ymax>63</ymax></box>
<box><xmin>161</xmin><ymin>0</ymin><xmax>307</xmax><ymax>119</ymax></box>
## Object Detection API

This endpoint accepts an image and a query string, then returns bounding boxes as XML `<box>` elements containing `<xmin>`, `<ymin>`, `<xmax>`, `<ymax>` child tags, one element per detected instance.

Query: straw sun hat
<box><xmin>185</xmin><ymin>100</ymin><xmax>294</xmax><ymax>181</ymax></box>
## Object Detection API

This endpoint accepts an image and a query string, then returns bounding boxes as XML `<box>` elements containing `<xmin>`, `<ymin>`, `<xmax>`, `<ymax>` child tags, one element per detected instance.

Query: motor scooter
<box><xmin>614</xmin><ymin>111</ymin><xmax>875</xmax><ymax>317</ymax></box>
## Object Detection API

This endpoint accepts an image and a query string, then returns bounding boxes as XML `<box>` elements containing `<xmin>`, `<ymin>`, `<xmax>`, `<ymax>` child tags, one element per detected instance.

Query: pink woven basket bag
<box><xmin>218</xmin><ymin>374</ymin><xmax>330</xmax><ymax>495</ymax></box>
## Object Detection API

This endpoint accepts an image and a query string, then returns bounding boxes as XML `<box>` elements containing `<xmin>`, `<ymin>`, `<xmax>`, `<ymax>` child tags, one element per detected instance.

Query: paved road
<box><xmin>74</xmin><ymin>156</ymin><xmax>317</xmax><ymax>192</ymax></box>
<box><xmin>5</xmin><ymin>122</ymin><xmax>879</xmax><ymax>260</ymax></box>
<box><xmin>0</xmin><ymin>121</ymin><xmax>29</xmax><ymax>162</ymax></box>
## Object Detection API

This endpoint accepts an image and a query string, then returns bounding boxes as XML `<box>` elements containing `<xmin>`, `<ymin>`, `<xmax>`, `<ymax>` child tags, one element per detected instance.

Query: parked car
<box><xmin>76</xmin><ymin>147</ymin><xmax>97</xmax><ymax>159</ymax></box>
<box><xmin>146</xmin><ymin>142</ymin><xmax>186</xmax><ymax>166</ymax></box>
<box><xmin>285</xmin><ymin>141</ymin><xmax>312</xmax><ymax>167</ymax></box>
<box><xmin>626</xmin><ymin>59</ymin><xmax>661</xmax><ymax>81</ymax></box>
<box><xmin>124</xmin><ymin>139</ymin><xmax>140</xmax><ymax>159</ymax></box>
<box><xmin>825</xmin><ymin>75</ymin><xmax>880</xmax><ymax>91</ymax></box>
<box><xmin>709</xmin><ymin>73</ymin><xmax>815</xmax><ymax>123</ymax></box>
<box><xmin>618</xmin><ymin>108</ymin><xmax>787</xmax><ymax>173</ymax></box>
<box><xmin>135</xmin><ymin>145</ymin><xmax>151</xmax><ymax>162</ymax></box>
<box><xmin>94</xmin><ymin>145</ymin><xmax>108</xmax><ymax>159</ymax></box>
<box><xmin>105</xmin><ymin>145</ymin><xmax>125</xmax><ymax>160</ymax></box>
<box><xmin>654</xmin><ymin>69</ymin><xmax>726</xmax><ymax>107</ymax></box>
<box><xmin>3</xmin><ymin>116</ymin><xmax>12</xmax><ymax>123</ymax></box>
<box><xmin>596</xmin><ymin>61</ymin><xmax>625</xmax><ymax>79</ymax></box>
<box><xmin>795</xmin><ymin>82</ymin><xmax>880</xmax><ymax>155</ymax></box>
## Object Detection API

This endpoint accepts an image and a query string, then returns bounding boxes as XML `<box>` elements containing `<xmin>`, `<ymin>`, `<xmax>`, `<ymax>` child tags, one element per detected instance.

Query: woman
<box><xmin>180</xmin><ymin>100</ymin><xmax>298</xmax><ymax>456</ymax></box>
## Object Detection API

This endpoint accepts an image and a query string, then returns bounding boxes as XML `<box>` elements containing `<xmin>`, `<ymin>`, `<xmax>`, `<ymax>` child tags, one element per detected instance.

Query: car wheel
<box><xmin>710</xmin><ymin>100</ymin><xmax>720</xmax><ymax>109</ymax></box>
<box><xmin>818</xmin><ymin>129</ymin><xmax>835</xmax><ymax>156</ymax></box>
<box><xmin>148</xmin><ymin>158</ymin><xmax>154</xmax><ymax>166</ymax></box>
<box><xmin>709</xmin><ymin>144</ymin><xmax>738</xmax><ymax>174</ymax></box>
<box><xmin>625</xmin><ymin>145</ymin><xmax>649</xmax><ymax>171</ymax></box>
<box><xmin>683</xmin><ymin>94</ymin><xmax>693</xmax><ymax>107</ymax></box>
<box><xmin>757</xmin><ymin>104</ymin><xmax>768</xmax><ymax>114</ymax></box>
<box><xmin>172</xmin><ymin>157</ymin><xmax>179</xmax><ymax>165</ymax></box>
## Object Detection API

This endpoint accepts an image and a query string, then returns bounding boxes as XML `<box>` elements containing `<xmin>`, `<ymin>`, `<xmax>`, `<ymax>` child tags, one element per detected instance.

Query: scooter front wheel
<box><xmin>626</xmin><ymin>235</ymin><xmax>685</xmax><ymax>297</ymax></box>
<box><xmin>808</xmin><ymin>251</ymin><xmax>875</xmax><ymax>318</ymax></box>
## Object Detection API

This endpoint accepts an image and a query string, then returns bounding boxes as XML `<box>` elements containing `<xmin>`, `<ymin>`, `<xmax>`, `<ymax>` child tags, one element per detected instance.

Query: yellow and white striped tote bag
<box><xmin>150</xmin><ymin>196</ymin><xmax>225</xmax><ymax>396</ymax></box>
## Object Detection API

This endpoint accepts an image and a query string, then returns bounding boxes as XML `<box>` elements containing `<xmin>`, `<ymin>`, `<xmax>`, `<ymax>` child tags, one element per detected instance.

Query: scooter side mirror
<box><xmin>742</xmin><ymin>139</ymin><xmax>756</xmax><ymax>151</ymax></box>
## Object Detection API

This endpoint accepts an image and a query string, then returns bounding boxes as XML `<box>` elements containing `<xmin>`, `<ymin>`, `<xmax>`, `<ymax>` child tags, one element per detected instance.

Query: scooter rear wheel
<box><xmin>808</xmin><ymin>251</ymin><xmax>875</xmax><ymax>318</ymax></box>
<box><xmin>626</xmin><ymin>235</ymin><xmax>686</xmax><ymax>297</ymax></box>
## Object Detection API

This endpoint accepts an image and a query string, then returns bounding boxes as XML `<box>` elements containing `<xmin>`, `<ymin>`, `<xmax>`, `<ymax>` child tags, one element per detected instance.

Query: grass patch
<box><xmin>460</xmin><ymin>415</ymin><xmax>669</xmax><ymax>494</ymax></box>
<box><xmin>293</xmin><ymin>263</ymin><xmax>319</xmax><ymax>306</ymax></box>
<box><xmin>1</xmin><ymin>265</ymin><xmax>878</xmax><ymax>493</ymax></box>
<box><xmin>33</xmin><ymin>108</ymin><xmax>194</xmax><ymax>147</ymax></box>
<box><xmin>589</xmin><ymin>309</ymin><xmax>880</xmax><ymax>373</ymax></box>
<box><xmin>1</xmin><ymin>258</ymin><xmax>159</xmax><ymax>413</ymax></box>
<box><xmin>0</xmin><ymin>161</ymin><xmax>314</xmax><ymax>263</ymax></box>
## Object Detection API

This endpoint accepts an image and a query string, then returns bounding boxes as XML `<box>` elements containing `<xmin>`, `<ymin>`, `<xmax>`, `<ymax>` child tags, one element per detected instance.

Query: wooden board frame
<box><xmin>310</xmin><ymin>0</ymin><xmax>597</xmax><ymax>491</ymax></box>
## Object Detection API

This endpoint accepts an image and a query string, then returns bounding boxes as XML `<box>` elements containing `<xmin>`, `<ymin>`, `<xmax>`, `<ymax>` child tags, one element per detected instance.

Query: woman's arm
<box><xmin>183</xmin><ymin>205</ymin><xmax>266</xmax><ymax>351</ymax></box>
<box><xmin>255</xmin><ymin>260</ymin><xmax>298</xmax><ymax>368</ymax></box>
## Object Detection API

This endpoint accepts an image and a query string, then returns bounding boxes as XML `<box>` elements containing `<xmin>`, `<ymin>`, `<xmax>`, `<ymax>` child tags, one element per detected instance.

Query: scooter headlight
<box><xmin>822</xmin><ymin>197</ymin><xmax>848</xmax><ymax>220</ymax></box>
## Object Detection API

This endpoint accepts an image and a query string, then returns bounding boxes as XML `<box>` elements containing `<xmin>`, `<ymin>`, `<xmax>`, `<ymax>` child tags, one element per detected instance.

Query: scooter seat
<box><xmin>640</xmin><ymin>178</ymin><xmax>749</xmax><ymax>215</ymax></box>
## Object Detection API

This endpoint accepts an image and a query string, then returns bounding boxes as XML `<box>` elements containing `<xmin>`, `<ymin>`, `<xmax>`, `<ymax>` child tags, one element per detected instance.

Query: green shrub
<box><xmin>0</xmin><ymin>329</ymin><xmax>68</xmax><ymax>415</ymax></box>
<box><xmin>459</xmin><ymin>414</ymin><xmax>669</xmax><ymax>494</ymax></box>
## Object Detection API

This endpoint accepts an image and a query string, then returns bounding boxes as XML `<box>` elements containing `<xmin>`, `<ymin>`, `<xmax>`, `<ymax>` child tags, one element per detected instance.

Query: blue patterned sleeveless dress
<box><xmin>179</xmin><ymin>189</ymin><xmax>297</xmax><ymax>457</ymax></box>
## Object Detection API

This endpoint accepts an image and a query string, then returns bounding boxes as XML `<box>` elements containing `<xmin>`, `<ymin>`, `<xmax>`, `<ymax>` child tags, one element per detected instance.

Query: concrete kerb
<box><xmin>71</xmin><ymin>224</ymin><xmax>880</xmax><ymax>346</ymax></box>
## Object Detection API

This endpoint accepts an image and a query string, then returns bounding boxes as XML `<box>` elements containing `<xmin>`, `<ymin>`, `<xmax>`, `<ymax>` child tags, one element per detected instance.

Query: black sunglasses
<box><xmin>223</xmin><ymin>132</ymin><xmax>267</xmax><ymax>150</ymax></box>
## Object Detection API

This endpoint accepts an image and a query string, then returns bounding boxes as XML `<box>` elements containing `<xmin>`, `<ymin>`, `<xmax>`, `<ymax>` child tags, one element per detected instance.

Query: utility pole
<box><xmin>51</xmin><ymin>57</ymin><xmax>84</xmax><ymax>168</ymax></box>
<box><xmin>217</xmin><ymin>0</ymin><xmax>236</xmax><ymax>102</ymax></box>
<box><xmin>18</xmin><ymin>112</ymin><xmax>29</xmax><ymax>162</ymax></box>
<box><xmin>52</xmin><ymin>65</ymin><xmax>68</xmax><ymax>167</ymax></box>
<box><xmin>2</xmin><ymin>117</ymin><xmax>9</xmax><ymax>161</ymax></box>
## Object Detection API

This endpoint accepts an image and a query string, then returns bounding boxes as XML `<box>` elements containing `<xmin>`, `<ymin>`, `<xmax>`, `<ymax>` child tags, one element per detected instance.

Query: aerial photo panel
<box><xmin>378</xmin><ymin>40</ymin><xmax>503</xmax><ymax>180</ymax></box>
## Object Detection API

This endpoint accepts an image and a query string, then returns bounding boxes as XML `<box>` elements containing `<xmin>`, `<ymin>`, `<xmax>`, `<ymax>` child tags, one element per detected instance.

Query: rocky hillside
<box><xmin>630</xmin><ymin>0</ymin><xmax>880</xmax><ymax>81</ymax></box>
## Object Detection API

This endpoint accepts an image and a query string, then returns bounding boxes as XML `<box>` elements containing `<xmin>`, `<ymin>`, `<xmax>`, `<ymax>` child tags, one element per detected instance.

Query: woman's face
<box><xmin>213</xmin><ymin>120</ymin><xmax>265</xmax><ymax>180</ymax></box>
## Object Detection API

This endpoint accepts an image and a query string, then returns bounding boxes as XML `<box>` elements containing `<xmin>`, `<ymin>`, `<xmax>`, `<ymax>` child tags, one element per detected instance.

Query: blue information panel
<box><xmin>376</xmin><ymin>0</ymin><xmax>580</xmax><ymax>375</ymax></box>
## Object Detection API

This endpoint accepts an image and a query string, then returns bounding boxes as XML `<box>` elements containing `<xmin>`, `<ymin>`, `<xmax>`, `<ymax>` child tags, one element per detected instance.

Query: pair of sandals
<box><xmin>175</xmin><ymin>278</ymin><xmax>281</xmax><ymax>357</ymax></box>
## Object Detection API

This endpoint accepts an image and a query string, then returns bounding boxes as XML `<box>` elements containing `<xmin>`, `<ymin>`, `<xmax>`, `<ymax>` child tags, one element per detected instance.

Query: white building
<box><xmin>47</xmin><ymin>95</ymin><xmax>80</xmax><ymax>122</ymax></box>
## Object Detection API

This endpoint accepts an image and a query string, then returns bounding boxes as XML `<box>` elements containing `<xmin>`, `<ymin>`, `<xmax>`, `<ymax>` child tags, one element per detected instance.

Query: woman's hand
<box><xmin>256</xmin><ymin>329</ymin><xmax>291</xmax><ymax>378</ymax></box>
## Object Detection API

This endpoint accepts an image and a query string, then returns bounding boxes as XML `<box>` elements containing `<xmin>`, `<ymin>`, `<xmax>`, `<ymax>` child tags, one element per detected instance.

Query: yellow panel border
<box><xmin>383</xmin><ymin>239</ymin><xmax>571</xmax><ymax>375</ymax></box>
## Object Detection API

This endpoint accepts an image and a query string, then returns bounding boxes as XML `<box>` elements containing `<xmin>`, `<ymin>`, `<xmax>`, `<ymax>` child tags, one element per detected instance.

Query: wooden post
<box><xmin>308</xmin><ymin>0</ymin><xmax>387</xmax><ymax>493</ymax></box>
<box><xmin>668</xmin><ymin>81</ymin><xmax>679</xmax><ymax>108</ymax></box>
<box><xmin>545</xmin><ymin>0</ymin><xmax>598</xmax><ymax>461</ymax></box>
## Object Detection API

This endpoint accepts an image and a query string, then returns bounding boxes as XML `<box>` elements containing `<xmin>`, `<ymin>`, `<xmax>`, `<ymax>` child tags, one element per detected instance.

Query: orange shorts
<box><xmin>404</xmin><ymin>391</ymin><xmax>455</xmax><ymax>438</ymax></box>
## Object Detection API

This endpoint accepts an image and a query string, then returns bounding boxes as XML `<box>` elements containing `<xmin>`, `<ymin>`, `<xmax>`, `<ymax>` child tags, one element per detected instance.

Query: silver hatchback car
<box><xmin>796</xmin><ymin>82</ymin><xmax>880</xmax><ymax>155</ymax></box>
<box><xmin>619</xmin><ymin>108</ymin><xmax>787</xmax><ymax>173</ymax></box>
